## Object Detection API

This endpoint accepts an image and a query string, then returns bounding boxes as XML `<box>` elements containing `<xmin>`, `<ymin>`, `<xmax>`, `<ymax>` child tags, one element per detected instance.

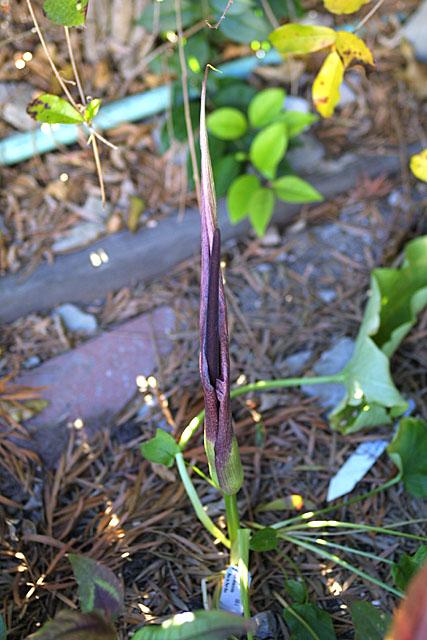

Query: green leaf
<box><xmin>213</xmin><ymin>155</ymin><xmax>241</xmax><ymax>199</ymax></box>
<box><xmin>0</xmin><ymin>615</ymin><xmax>6</xmax><ymax>640</ymax></box>
<box><xmin>248</xmin><ymin>188</ymin><xmax>275</xmax><ymax>237</ymax></box>
<box><xmin>140</xmin><ymin>429</ymin><xmax>180</xmax><ymax>468</ymax></box>
<box><xmin>84</xmin><ymin>98</ymin><xmax>102</xmax><ymax>123</ymax></box>
<box><xmin>28</xmin><ymin>611</ymin><xmax>116</xmax><ymax>640</ymax></box>
<box><xmin>227</xmin><ymin>175</ymin><xmax>260</xmax><ymax>224</ymax></box>
<box><xmin>250</xmin><ymin>122</ymin><xmax>288</xmax><ymax>179</ymax></box>
<box><xmin>218</xmin><ymin>10</ymin><xmax>270</xmax><ymax>44</ymax></box>
<box><xmin>283</xmin><ymin>603</ymin><xmax>336</xmax><ymax>640</ymax></box>
<box><xmin>210</xmin><ymin>0</ymin><xmax>253</xmax><ymax>16</ymax></box>
<box><xmin>270</xmin><ymin>24</ymin><xmax>336</xmax><ymax>55</ymax></box>
<box><xmin>391</xmin><ymin>545</ymin><xmax>427</xmax><ymax>592</ymax></box>
<box><xmin>250</xmin><ymin>527</ymin><xmax>278</xmax><ymax>552</ymax></box>
<box><xmin>214</xmin><ymin>81</ymin><xmax>257</xmax><ymax>111</ymax></box>
<box><xmin>43</xmin><ymin>0</ymin><xmax>89</xmax><ymax>27</ymax></box>
<box><xmin>388</xmin><ymin>418</ymin><xmax>427</xmax><ymax>497</ymax></box>
<box><xmin>138</xmin><ymin>0</ymin><xmax>202</xmax><ymax>31</ymax></box>
<box><xmin>248</xmin><ymin>88</ymin><xmax>285</xmax><ymax>128</ymax></box>
<box><xmin>272</xmin><ymin>176</ymin><xmax>323</xmax><ymax>203</ymax></box>
<box><xmin>27</xmin><ymin>94</ymin><xmax>84</xmax><ymax>125</ymax></box>
<box><xmin>69</xmin><ymin>554</ymin><xmax>124</xmax><ymax>618</ymax></box>
<box><xmin>276</xmin><ymin>111</ymin><xmax>318</xmax><ymax>138</ymax></box>
<box><xmin>329</xmin><ymin>235</ymin><xmax>427</xmax><ymax>434</ymax></box>
<box><xmin>350</xmin><ymin>602</ymin><xmax>391</xmax><ymax>640</ymax></box>
<box><xmin>132</xmin><ymin>610</ymin><xmax>255</xmax><ymax>640</ymax></box>
<box><xmin>207</xmin><ymin>108</ymin><xmax>248</xmax><ymax>141</ymax></box>
<box><xmin>284</xmin><ymin>579</ymin><xmax>308</xmax><ymax>605</ymax></box>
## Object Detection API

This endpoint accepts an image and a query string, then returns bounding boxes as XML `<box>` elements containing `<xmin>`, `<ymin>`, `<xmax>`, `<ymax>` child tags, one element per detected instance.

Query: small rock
<box><xmin>338</xmin><ymin>81</ymin><xmax>357</xmax><ymax>106</ymax></box>
<box><xmin>260</xmin><ymin>226</ymin><xmax>281</xmax><ymax>247</ymax></box>
<box><xmin>287</xmin><ymin>134</ymin><xmax>325</xmax><ymax>173</ymax></box>
<box><xmin>0</xmin><ymin>82</ymin><xmax>35</xmax><ymax>131</ymax></box>
<box><xmin>284</xmin><ymin>96</ymin><xmax>310</xmax><ymax>113</ymax></box>
<box><xmin>23</xmin><ymin>355</ymin><xmax>41</xmax><ymax>369</ymax></box>
<box><xmin>253</xmin><ymin>611</ymin><xmax>278</xmax><ymax>639</ymax></box>
<box><xmin>401</xmin><ymin>1</ymin><xmax>427</xmax><ymax>62</ymax></box>
<box><xmin>284</xmin><ymin>349</ymin><xmax>312</xmax><ymax>375</ymax></box>
<box><xmin>302</xmin><ymin>337</ymin><xmax>355</xmax><ymax>408</ymax></box>
<box><xmin>56</xmin><ymin>303</ymin><xmax>98</xmax><ymax>334</ymax></box>
<box><xmin>318</xmin><ymin>289</ymin><xmax>337</xmax><ymax>304</ymax></box>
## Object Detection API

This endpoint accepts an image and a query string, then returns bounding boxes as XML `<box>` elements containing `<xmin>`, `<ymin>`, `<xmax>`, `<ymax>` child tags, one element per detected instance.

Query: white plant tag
<box><xmin>327</xmin><ymin>439</ymin><xmax>389</xmax><ymax>502</ymax></box>
<box><xmin>219</xmin><ymin>565</ymin><xmax>245</xmax><ymax>616</ymax></box>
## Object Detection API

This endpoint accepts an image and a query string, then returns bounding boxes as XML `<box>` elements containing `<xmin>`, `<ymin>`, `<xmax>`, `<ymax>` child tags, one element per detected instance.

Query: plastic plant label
<box><xmin>219</xmin><ymin>565</ymin><xmax>251</xmax><ymax>616</ymax></box>
<box><xmin>327</xmin><ymin>439</ymin><xmax>389</xmax><ymax>502</ymax></box>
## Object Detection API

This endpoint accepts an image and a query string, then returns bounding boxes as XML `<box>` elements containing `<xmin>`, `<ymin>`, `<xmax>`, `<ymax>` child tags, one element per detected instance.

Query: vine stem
<box><xmin>179</xmin><ymin>373</ymin><xmax>345</xmax><ymax>448</ymax></box>
<box><xmin>26</xmin><ymin>0</ymin><xmax>78</xmax><ymax>109</ymax></box>
<box><xmin>175</xmin><ymin>453</ymin><xmax>230</xmax><ymax>549</ymax></box>
<box><xmin>64</xmin><ymin>26</ymin><xmax>86</xmax><ymax>106</ymax></box>
<box><xmin>354</xmin><ymin>0</ymin><xmax>386</xmax><ymax>32</ymax></box>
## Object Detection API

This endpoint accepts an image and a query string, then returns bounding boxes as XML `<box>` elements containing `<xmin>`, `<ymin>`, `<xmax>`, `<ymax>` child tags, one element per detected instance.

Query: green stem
<box><xmin>179</xmin><ymin>373</ymin><xmax>345</xmax><ymax>448</ymax></box>
<box><xmin>280</xmin><ymin>519</ymin><xmax>427</xmax><ymax>542</ymax></box>
<box><xmin>224</xmin><ymin>494</ymin><xmax>240</xmax><ymax>564</ymax></box>
<box><xmin>270</xmin><ymin>475</ymin><xmax>400</xmax><ymax>530</ymax></box>
<box><xmin>279</xmin><ymin>533</ymin><xmax>403</xmax><ymax>598</ymax></box>
<box><xmin>237</xmin><ymin>528</ymin><xmax>253</xmax><ymax>640</ymax></box>
<box><xmin>175</xmin><ymin>453</ymin><xmax>230</xmax><ymax>549</ymax></box>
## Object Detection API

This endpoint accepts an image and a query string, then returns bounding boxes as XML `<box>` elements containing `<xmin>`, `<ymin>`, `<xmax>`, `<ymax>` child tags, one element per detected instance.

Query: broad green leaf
<box><xmin>391</xmin><ymin>545</ymin><xmax>427</xmax><ymax>592</ymax></box>
<box><xmin>207</xmin><ymin>108</ymin><xmax>248</xmax><ymax>141</ymax></box>
<box><xmin>132</xmin><ymin>610</ymin><xmax>255</xmax><ymax>640</ymax></box>
<box><xmin>218</xmin><ymin>10</ymin><xmax>270</xmax><ymax>44</ymax></box>
<box><xmin>140</xmin><ymin>429</ymin><xmax>180</xmax><ymax>467</ymax></box>
<box><xmin>284</xmin><ymin>579</ymin><xmax>308</xmax><ymax>605</ymax></box>
<box><xmin>329</xmin><ymin>235</ymin><xmax>427</xmax><ymax>434</ymax></box>
<box><xmin>323</xmin><ymin>0</ymin><xmax>371</xmax><ymax>14</ymax></box>
<box><xmin>248</xmin><ymin>188</ymin><xmax>275</xmax><ymax>237</ymax></box>
<box><xmin>336</xmin><ymin>31</ymin><xmax>374</xmax><ymax>68</ymax></box>
<box><xmin>84</xmin><ymin>98</ymin><xmax>102</xmax><ymax>123</ymax></box>
<box><xmin>312</xmin><ymin>51</ymin><xmax>344</xmax><ymax>118</ymax></box>
<box><xmin>350</xmin><ymin>602</ymin><xmax>391</xmax><ymax>640</ymax></box>
<box><xmin>210</xmin><ymin>0</ymin><xmax>253</xmax><ymax>16</ymax></box>
<box><xmin>27</xmin><ymin>94</ymin><xmax>84</xmax><ymax>125</ymax></box>
<box><xmin>248</xmin><ymin>88</ymin><xmax>285</xmax><ymax>128</ymax></box>
<box><xmin>214</xmin><ymin>81</ymin><xmax>257</xmax><ymax>110</ymax></box>
<box><xmin>250</xmin><ymin>122</ymin><xmax>288</xmax><ymax>179</ymax></box>
<box><xmin>227</xmin><ymin>175</ymin><xmax>260</xmax><ymax>224</ymax></box>
<box><xmin>410</xmin><ymin>149</ymin><xmax>427</xmax><ymax>182</ymax></box>
<box><xmin>250</xmin><ymin>527</ymin><xmax>278</xmax><ymax>552</ymax></box>
<box><xmin>213</xmin><ymin>155</ymin><xmax>241</xmax><ymax>199</ymax></box>
<box><xmin>28</xmin><ymin>611</ymin><xmax>116</xmax><ymax>640</ymax></box>
<box><xmin>270</xmin><ymin>24</ymin><xmax>336</xmax><ymax>55</ymax></box>
<box><xmin>388</xmin><ymin>418</ymin><xmax>427</xmax><ymax>497</ymax></box>
<box><xmin>370</xmin><ymin>236</ymin><xmax>427</xmax><ymax>357</ymax></box>
<box><xmin>69</xmin><ymin>554</ymin><xmax>124</xmax><ymax>618</ymax></box>
<box><xmin>283</xmin><ymin>603</ymin><xmax>336</xmax><ymax>640</ymax></box>
<box><xmin>272</xmin><ymin>176</ymin><xmax>323</xmax><ymax>203</ymax></box>
<box><xmin>138</xmin><ymin>0</ymin><xmax>202</xmax><ymax>31</ymax></box>
<box><xmin>276</xmin><ymin>111</ymin><xmax>318</xmax><ymax>138</ymax></box>
<box><xmin>0</xmin><ymin>615</ymin><xmax>6</xmax><ymax>640</ymax></box>
<box><xmin>43</xmin><ymin>0</ymin><xmax>89</xmax><ymax>26</ymax></box>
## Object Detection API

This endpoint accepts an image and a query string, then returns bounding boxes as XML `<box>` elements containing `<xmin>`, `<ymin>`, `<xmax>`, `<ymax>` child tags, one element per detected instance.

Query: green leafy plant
<box><xmin>329</xmin><ymin>236</ymin><xmax>427</xmax><ymax>434</ymax></box>
<box><xmin>206</xmin><ymin>87</ymin><xmax>322</xmax><ymax>236</ymax></box>
<box><xmin>388</xmin><ymin>418</ymin><xmax>427</xmax><ymax>497</ymax></box>
<box><xmin>28</xmin><ymin>555</ymin><xmax>122</xmax><ymax>639</ymax></box>
<box><xmin>280</xmin><ymin>579</ymin><xmax>337</xmax><ymax>639</ymax></box>
<box><xmin>391</xmin><ymin>545</ymin><xmax>427</xmax><ymax>592</ymax></box>
<box><xmin>350</xmin><ymin>601</ymin><xmax>391</xmax><ymax>640</ymax></box>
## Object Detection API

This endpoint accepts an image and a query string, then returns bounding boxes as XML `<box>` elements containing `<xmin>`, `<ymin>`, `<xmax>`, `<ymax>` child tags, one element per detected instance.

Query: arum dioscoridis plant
<box><xmin>141</xmin><ymin>69</ymin><xmax>427</xmax><ymax>638</ymax></box>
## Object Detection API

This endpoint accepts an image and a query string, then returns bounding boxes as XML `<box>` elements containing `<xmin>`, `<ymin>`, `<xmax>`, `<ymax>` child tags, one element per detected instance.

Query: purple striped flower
<box><xmin>199</xmin><ymin>70</ymin><xmax>243</xmax><ymax>496</ymax></box>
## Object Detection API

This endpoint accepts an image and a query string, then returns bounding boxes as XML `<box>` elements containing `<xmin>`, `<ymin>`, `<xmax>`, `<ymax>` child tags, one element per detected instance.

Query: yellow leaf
<box><xmin>312</xmin><ymin>51</ymin><xmax>344</xmax><ymax>118</ymax></box>
<box><xmin>324</xmin><ymin>0</ymin><xmax>371</xmax><ymax>14</ymax></box>
<box><xmin>269</xmin><ymin>24</ymin><xmax>336</xmax><ymax>55</ymax></box>
<box><xmin>410</xmin><ymin>149</ymin><xmax>427</xmax><ymax>182</ymax></box>
<box><xmin>336</xmin><ymin>31</ymin><xmax>374</xmax><ymax>68</ymax></box>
